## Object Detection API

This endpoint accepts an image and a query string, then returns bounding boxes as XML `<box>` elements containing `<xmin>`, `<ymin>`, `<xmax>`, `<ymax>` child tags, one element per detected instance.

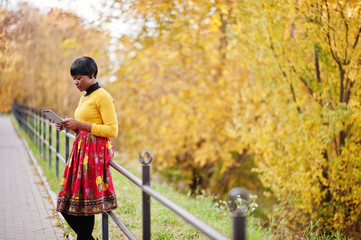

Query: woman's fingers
<box><xmin>61</xmin><ymin>118</ymin><xmax>77</xmax><ymax>130</ymax></box>
<box><xmin>55</xmin><ymin>124</ymin><xmax>63</xmax><ymax>131</ymax></box>
<box><xmin>62</xmin><ymin>118</ymin><xmax>70</xmax><ymax>127</ymax></box>
<box><xmin>51</xmin><ymin>120</ymin><xmax>63</xmax><ymax>131</ymax></box>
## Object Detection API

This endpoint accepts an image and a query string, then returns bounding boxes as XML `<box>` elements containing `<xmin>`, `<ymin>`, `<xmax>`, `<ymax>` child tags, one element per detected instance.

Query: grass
<box><xmin>11</xmin><ymin>113</ymin><xmax>347</xmax><ymax>240</ymax></box>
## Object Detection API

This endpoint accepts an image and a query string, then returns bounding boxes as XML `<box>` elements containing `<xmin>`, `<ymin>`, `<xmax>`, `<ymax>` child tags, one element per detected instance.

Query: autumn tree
<box><xmin>108</xmin><ymin>0</ymin><xmax>361</xmax><ymax>236</ymax></box>
<box><xmin>107</xmin><ymin>0</ymin><xmax>259</xmax><ymax>197</ymax></box>
<box><xmin>0</xmin><ymin>6</ymin><xmax>18</xmax><ymax>112</ymax></box>
<box><xmin>227</xmin><ymin>0</ymin><xmax>361</xmax><ymax>236</ymax></box>
<box><xmin>1</xmin><ymin>3</ymin><xmax>111</xmax><ymax>116</ymax></box>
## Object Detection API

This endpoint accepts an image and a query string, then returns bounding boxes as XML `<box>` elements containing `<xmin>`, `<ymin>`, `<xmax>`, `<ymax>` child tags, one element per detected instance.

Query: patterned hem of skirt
<box><xmin>56</xmin><ymin>194</ymin><xmax>118</xmax><ymax>216</ymax></box>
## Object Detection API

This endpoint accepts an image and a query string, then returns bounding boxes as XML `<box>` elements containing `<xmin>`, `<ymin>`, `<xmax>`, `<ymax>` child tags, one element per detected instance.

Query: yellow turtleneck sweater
<box><xmin>74</xmin><ymin>88</ymin><xmax>118</xmax><ymax>138</ymax></box>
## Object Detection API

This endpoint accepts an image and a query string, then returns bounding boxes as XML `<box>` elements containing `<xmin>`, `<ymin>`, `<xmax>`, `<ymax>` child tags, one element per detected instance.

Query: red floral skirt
<box><xmin>56</xmin><ymin>130</ymin><xmax>117</xmax><ymax>216</ymax></box>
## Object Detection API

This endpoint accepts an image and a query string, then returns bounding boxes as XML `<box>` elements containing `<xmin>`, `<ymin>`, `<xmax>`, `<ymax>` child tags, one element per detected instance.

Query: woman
<box><xmin>55</xmin><ymin>56</ymin><xmax>118</xmax><ymax>240</ymax></box>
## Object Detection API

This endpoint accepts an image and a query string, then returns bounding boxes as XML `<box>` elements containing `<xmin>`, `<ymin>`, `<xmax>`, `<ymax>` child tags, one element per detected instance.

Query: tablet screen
<box><xmin>42</xmin><ymin>110</ymin><xmax>63</xmax><ymax>125</ymax></box>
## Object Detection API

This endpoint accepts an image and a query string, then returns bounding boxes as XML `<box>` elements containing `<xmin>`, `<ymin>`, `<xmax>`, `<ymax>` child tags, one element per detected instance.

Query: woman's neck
<box><xmin>84</xmin><ymin>82</ymin><xmax>100</xmax><ymax>96</ymax></box>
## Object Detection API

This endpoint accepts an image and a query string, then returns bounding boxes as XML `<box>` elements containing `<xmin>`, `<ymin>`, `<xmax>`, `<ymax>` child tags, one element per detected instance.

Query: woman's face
<box><xmin>72</xmin><ymin>75</ymin><xmax>95</xmax><ymax>92</ymax></box>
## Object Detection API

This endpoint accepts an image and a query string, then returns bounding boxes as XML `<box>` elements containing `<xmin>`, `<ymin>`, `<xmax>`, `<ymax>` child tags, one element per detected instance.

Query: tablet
<box><xmin>42</xmin><ymin>110</ymin><xmax>63</xmax><ymax>125</ymax></box>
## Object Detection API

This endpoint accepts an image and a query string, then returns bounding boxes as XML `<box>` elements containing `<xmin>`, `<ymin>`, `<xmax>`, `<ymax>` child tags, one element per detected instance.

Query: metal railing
<box><xmin>12</xmin><ymin>104</ymin><xmax>249</xmax><ymax>240</ymax></box>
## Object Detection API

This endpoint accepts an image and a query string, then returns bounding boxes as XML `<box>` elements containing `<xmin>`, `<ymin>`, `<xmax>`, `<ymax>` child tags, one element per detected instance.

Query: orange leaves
<box><xmin>2</xmin><ymin>4</ymin><xmax>112</xmax><ymax>115</ymax></box>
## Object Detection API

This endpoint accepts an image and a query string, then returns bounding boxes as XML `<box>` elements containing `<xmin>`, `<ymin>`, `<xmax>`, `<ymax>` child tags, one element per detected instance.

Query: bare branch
<box><xmin>344</xmin><ymin>77</ymin><xmax>354</xmax><ymax>103</ymax></box>
<box><xmin>339</xmin><ymin>65</ymin><xmax>345</xmax><ymax>103</ymax></box>
<box><xmin>324</xmin><ymin>0</ymin><xmax>340</xmax><ymax>64</ymax></box>
<box><xmin>324</xmin><ymin>0</ymin><xmax>345</xmax><ymax>103</ymax></box>
<box><xmin>314</xmin><ymin>44</ymin><xmax>321</xmax><ymax>83</ymax></box>
<box><xmin>291</xmin><ymin>65</ymin><xmax>314</xmax><ymax>97</ymax></box>
<box><xmin>268</xmin><ymin>33</ymin><xmax>301</xmax><ymax>113</ymax></box>
<box><xmin>289</xmin><ymin>83</ymin><xmax>301</xmax><ymax>113</ymax></box>
<box><xmin>352</xmin><ymin>27</ymin><xmax>361</xmax><ymax>49</ymax></box>
<box><xmin>300</xmin><ymin>76</ymin><xmax>314</xmax><ymax>96</ymax></box>
<box><xmin>337</xmin><ymin>2</ymin><xmax>349</xmax><ymax>64</ymax></box>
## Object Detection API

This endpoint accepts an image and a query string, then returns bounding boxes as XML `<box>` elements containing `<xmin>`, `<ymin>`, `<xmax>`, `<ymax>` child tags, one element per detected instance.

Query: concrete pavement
<box><xmin>0</xmin><ymin>115</ymin><xmax>65</xmax><ymax>239</ymax></box>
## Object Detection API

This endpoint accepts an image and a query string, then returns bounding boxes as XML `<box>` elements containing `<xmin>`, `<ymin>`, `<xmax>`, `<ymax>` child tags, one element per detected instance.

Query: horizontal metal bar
<box><xmin>65</xmin><ymin>132</ymin><xmax>76</xmax><ymax>140</ymax></box>
<box><xmin>15</xmin><ymin>112</ymin><xmax>67</xmax><ymax>164</ymax></box>
<box><xmin>15</xmin><ymin>106</ymin><xmax>76</xmax><ymax>141</ymax></box>
<box><xmin>109</xmin><ymin>161</ymin><xmax>142</xmax><ymax>187</ymax></box>
<box><xmin>56</xmin><ymin>152</ymin><xmax>66</xmax><ymax>164</ymax></box>
<box><xmin>13</xmin><ymin>106</ymin><xmax>33</xmax><ymax>116</ymax></box>
<box><xmin>107</xmin><ymin>211</ymin><xmax>137</xmax><ymax>240</ymax></box>
<box><xmin>49</xmin><ymin>145</ymin><xmax>66</xmax><ymax>164</ymax></box>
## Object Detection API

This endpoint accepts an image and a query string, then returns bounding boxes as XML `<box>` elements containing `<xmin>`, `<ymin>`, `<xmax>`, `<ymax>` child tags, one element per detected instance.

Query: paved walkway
<box><xmin>0</xmin><ymin>116</ymin><xmax>65</xmax><ymax>239</ymax></box>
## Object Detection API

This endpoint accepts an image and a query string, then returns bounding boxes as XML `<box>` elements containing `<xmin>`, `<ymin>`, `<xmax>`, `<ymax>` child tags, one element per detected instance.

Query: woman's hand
<box><xmin>52</xmin><ymin>121</ymin><xmax>64</xmax><ymax>131</ymax></box>
<box><xmin>61</xmin><ymin>118</ymin><xmax>79</xmax><ymax>131</ymax></box>
<box><xmin>60</xmin><ymin>118</ymin><xmax>92</xmax><ymax>133</ymax></box>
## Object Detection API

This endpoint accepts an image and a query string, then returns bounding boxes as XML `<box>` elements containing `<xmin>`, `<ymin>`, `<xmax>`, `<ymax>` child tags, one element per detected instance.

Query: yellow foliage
<box><xmin>0</xmin><ymin>4</ymin><xmax>110</xmax><ymax>116</ymax></box>
<box><xmin>109</xmin><ymin>0</ymin><xmax>361</xmax><ymax>237</ymax></box>
<box><xmin>226</xmin><ymin>0</ymin><xmax>361</xmax><ymax>236</ymax></box>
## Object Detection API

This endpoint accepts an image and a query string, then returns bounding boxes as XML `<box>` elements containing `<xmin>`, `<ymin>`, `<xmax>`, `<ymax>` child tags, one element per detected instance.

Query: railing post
<box><xmin>17</xmin><ymin>106</ymin><xmax>21</xmax><ymax>129</ymax></box>
<box><xmin>48</xmin><ymin>123</ymin><xmax>52</xmax><ymax>168</ymax></box>
<box><xmin>38</xmin><ymin>111</ymin><xmax>42</xmax><ymax>154</ymax></box>
<box><xmin>26</xmin><ymin>106</ymin><xmax>30</xmax><ymax>135</ymax></box>
<box><xmin>43</xmin><ymin>112</ymin><xmax>46</xmax><ymax>161</ymax></box>
<box><xmin>25</xmin><ymin>107</ymin><xmax>28</xmax><ymax>135</ymax></box>
<box><xmin>140</xmin><ymin>151</ymin><xmax>154</xmax><ymax>240</ymax></box>
<box><xmin>229</xmin><ymin>187</ymin><xmax>249</xmax><ymax>240</ymax></box>
<box><xmin>56</xmin><ymin>129</ymin><xmax>60</xmax><ymax>179</ymax></box>
<box><xmin>32</xmin><ymin>109</ymin><xmax>36</xmax><ymax>144</ymax></box>
<box><xmin>102</xmin><ymin>212</ymin><xmax>109</xmax><ymax>240</ymax></box>
<box><xmin>35</xmin><ymin>110</ymin><xmax>38</xmax><ymax>149</ymax></box>
<box><xmin>19</xmin><ymin>107</ymin><xmax>23</xmax><ymax>130</ymax></box>
<box><xmin>65</xmin><ymin>129</ymin><xmax>69</xmax><ymax>160</ymax></box>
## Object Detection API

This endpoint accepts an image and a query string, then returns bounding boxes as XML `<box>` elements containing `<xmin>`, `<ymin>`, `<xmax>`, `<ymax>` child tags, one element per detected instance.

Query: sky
<box><xmin>6</xmin><ymin>0</ymin><xmax>135</xmax><ymax>38</ymax></box>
